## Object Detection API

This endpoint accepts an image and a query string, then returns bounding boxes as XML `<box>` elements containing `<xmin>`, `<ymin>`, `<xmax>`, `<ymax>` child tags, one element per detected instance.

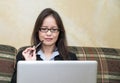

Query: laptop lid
<box><xmin>17</xmin><ymin>61</ymin><xmax>97</xmax><ymax>83</ymax></box>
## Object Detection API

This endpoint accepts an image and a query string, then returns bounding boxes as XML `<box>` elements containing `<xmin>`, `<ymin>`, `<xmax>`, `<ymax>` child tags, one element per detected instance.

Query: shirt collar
<box><xmin>37</xmin><ymin>48</ymin><xmax>59</xmax><ymax>61</ymax></box>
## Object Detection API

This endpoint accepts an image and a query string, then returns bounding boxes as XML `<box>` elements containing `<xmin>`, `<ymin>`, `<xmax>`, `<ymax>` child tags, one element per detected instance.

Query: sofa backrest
<box><xmin>68</xmin><ymin>46</ymin><xmax>120</xmax><ymax>83</ymax></box>
<box><xmin>0</xmin><ymin>44</ymin><xmax>17</xmax><ymax>83</ymax></box>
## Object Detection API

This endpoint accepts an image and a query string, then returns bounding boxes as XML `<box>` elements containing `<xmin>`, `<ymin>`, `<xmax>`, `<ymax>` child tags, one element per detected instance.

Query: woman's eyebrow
<box><xmin>41</xmin><ymin>26</ymin><xmax>58</xmax><ymax>28</ymax></box>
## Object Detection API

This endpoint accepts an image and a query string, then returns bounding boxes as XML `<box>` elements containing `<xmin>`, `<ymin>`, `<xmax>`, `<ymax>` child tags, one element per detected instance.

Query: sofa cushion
<box><xmin>68</xmin><ymin>46</ymin><xmax>120</xmax><ymax>83</ymax></box>
<box><xmin>0</xmin><ymin>44</ymin><xmax>17</xmax><ymax>83</ymax></box>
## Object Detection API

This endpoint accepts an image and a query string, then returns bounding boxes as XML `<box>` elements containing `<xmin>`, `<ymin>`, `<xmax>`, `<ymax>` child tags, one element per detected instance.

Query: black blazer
<box><xmin>11</xmin><ymin>50</ymin><xmax>77</xmax><ymax>83</ymax></box>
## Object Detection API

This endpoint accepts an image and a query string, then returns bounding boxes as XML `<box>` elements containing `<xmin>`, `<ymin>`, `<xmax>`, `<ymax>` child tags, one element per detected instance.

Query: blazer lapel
<box><xmin>36</xmin><ymin>55</ymin><xmax>43</xmax><ymax>60</ymax></box>
<box><xmin>54</xmin><ymin>55</ymin><xmax>63</xmax><ymax>60</ymax></box>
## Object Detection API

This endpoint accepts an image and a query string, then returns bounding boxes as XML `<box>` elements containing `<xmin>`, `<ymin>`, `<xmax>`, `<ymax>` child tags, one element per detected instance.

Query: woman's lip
<box><xmin>45</xmin><ymin>38</ymin><xmax>52</xmax><ymax>41</ymax></box>
<box><xmin>45</xmin><ymin>38</ymin><xmax>52</xmax><ymax>39</ymax></box>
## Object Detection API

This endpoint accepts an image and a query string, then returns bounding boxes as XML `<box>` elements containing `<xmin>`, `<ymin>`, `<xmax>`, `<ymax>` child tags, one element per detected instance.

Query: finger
<box><xmin>28</xmin><ymin>46</ymin><xmax>35</xmax><ymax>52</ymax></box>
<box><xmin>33</xmin><ymin>49</ymin><xmax>36</xmax><ymax>58</ymax></box>
<box><xmin>23</xmin><ymin>47</ymin><xmax>33</xmax><ymax>53</ymax></box>
<box><xmin>22</xmin><ymin>47</ymin><xmax>33</xmax><ymax>57</ymax></box>
<box><xmin>31</xmin><ymin>49</ymin><xmax>36</xmax><ymax>60</ymax></box>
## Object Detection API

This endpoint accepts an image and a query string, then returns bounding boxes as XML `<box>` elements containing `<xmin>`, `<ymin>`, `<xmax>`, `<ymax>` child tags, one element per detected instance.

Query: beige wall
<box><xmin>0</xmin><ymin>0</ymin><xmax>120</xmax><ymax>49</ymax></box>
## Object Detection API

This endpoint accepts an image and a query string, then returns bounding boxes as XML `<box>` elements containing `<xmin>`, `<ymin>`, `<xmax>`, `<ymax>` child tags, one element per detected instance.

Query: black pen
<box><xmin>30</xmin><ymin>40</ymin><xmax>43</xmax><ymax>54</ymax></box>
<box><xmin>35</xmin><ymin>40</ymin><xmax>43</xmax><ymax>49</ymax></box>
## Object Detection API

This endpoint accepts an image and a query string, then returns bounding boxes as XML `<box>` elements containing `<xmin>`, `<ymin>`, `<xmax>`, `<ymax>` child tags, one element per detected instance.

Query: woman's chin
<box><xmin>43</xmin><ymin>42</ymin><xmax>55</xmax><ymax>46</ymax></box>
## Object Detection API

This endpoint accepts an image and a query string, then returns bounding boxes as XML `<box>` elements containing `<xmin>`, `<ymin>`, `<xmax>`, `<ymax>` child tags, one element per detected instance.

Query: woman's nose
<box><xmin>46</xmin><ymin>30</ymin><xmax>52</xmax><ymax>35</ymax></box>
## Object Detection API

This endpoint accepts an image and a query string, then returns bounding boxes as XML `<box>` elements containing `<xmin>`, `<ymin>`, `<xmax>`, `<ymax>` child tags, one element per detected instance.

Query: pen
<box><xmin>35</xmin><ymin>40</ymin><xmax>43</xmax><ymax>49</ymax></box>
<box><xmin>30</xmin><ymin>40</ymin><xmax>43</xmax><ymax>54</ymax></box>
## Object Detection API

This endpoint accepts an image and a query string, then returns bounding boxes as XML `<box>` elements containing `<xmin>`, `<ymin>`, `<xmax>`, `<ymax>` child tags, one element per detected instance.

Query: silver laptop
<box><xmin>17</xmin><ymin>61</ymin><xmax>97</xmax><ymax>83</ymax></box>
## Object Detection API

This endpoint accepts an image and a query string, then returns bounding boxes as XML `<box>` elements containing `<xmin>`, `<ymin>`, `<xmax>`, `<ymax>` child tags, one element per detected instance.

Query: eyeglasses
<box><xmin>39</xmin><ymin>27</ymin><xmax>60</xmax><ymax>33</ymax></box>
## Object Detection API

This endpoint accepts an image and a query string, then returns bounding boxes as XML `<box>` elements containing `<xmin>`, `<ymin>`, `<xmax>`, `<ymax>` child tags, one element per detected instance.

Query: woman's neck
<box><xmin>41</xmin><ymin>45</ymin><xmax>56</xmax><ymax>57</ymax></box>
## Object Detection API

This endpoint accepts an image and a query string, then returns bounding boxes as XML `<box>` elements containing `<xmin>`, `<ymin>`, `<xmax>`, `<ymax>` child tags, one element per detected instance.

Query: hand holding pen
<box><xmin>22</xmin><ymin>41</ymin><xmax>43</xmax><ymax>61</ymax></box>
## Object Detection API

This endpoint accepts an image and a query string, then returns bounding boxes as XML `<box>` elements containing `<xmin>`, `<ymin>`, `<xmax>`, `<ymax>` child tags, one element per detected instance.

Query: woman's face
<box><xmin>38</xmin><ymin>15</ymin><xmax>60</xmax><ymax>46</ymax></box>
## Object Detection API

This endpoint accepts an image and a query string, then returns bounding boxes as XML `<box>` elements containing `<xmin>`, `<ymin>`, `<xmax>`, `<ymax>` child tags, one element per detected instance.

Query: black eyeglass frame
<box><xmin>39</xmin><ymin>27</ymin><xmax>61</xmax><ymax>33</ymax></box>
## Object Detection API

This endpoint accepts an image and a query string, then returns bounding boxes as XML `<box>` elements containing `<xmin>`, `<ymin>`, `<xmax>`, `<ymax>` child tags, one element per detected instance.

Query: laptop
<box><xmin>17</xmin><ymin>61</ymin><xmax>97</xmax><ymax>83</ymax></box>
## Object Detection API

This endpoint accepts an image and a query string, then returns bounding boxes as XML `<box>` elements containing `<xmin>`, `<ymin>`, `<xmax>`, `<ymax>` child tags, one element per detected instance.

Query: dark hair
<box><xmin>31</xmin><ymin>8</ymin><xmax>69</xmax><ymax>60</ymax></box>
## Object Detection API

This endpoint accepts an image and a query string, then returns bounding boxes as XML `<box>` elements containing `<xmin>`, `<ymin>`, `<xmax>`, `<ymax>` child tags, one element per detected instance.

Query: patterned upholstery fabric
<box><xmin>0</xmin><ymin>44</ymin><xmax>17</xmax><ymax>83</ymax></box>
<box><xmin>0</xmin><ymin>44</ymin><xmax>120</xmax><ymax>83</ymax></box>
<box><xmin>68</xmin><ymin>46</ymin><xmax>120</xmax><ymax>83</ymax></box>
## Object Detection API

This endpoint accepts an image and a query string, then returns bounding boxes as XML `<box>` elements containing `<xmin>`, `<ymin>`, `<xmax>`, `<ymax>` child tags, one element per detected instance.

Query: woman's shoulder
<box><xmin>16</xmin><ymin>49</ymin><xmax>25</xmax><ymax>61</ymax></box>
<box><xmin>68</xmin><ymin>52</ymin><xmax>78</xmax><ymax>60</ymax></box>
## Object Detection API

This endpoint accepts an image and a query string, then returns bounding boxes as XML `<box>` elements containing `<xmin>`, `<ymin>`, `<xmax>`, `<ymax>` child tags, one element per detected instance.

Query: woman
<box><xmin>11</xmin><ymin>8</ymin><xmax>77</xmax><ymax>83</ymax></box>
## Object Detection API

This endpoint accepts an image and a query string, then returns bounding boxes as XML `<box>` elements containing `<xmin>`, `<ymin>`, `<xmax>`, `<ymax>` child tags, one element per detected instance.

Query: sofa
<box><xmin>0</xmin><ymin>44</ymin><xmax>120</xmax><ymax>83</ymax></box>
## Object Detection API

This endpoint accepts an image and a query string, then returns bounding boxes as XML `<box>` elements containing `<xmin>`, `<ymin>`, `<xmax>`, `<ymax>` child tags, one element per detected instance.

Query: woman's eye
<box><xmin>52</xmin><ymin>29</ymin><xmax>57</xmax><ymax>31</ymax></box>
<box><xmin>42</xmin><ymin>28</ymin><xmax>47</xmax><ymax>30</ymax></box>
